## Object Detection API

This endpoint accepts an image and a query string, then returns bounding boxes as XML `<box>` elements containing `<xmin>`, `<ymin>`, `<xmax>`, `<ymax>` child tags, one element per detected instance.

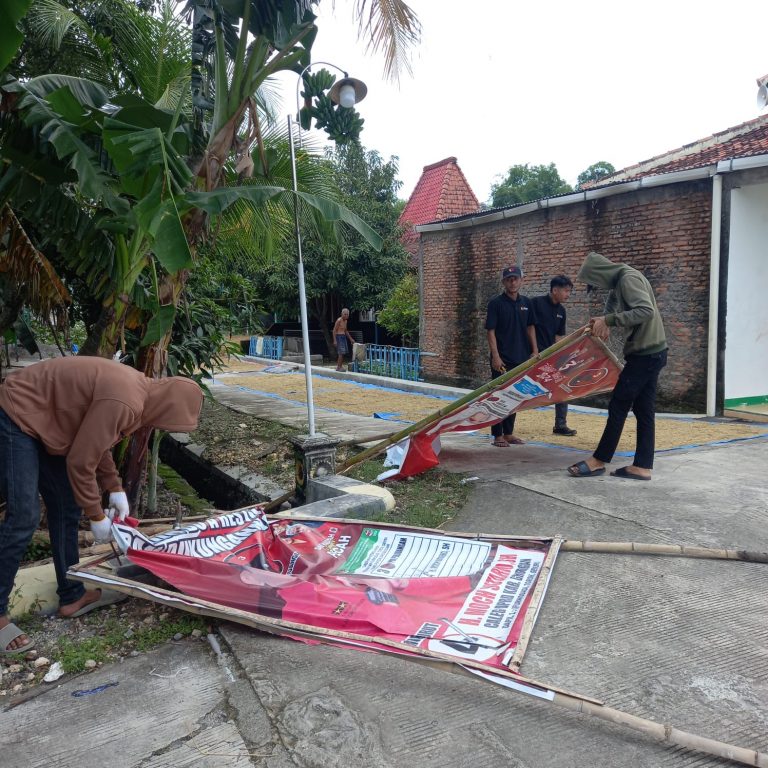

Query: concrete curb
<box><xmin>162</xmin><ymin>432</ymin><xmax>394</xmax><ymax>520</ymax></box>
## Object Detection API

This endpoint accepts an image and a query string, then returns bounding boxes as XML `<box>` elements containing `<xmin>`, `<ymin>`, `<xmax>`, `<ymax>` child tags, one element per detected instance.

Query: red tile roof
<box><xmin>589</xmin><ymin>113</ymin><xmax>768</xmax><ymax>185</ymax></box>
<box><xmin>399</xmin><ymin>157</ymin><xmax>479</xmax><ymax>257</ymax></box>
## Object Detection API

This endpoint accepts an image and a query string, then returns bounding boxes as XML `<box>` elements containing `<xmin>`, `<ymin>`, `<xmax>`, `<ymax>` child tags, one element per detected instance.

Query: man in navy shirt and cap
<box><xmin>531</xmin><ymin>275</ymin><xmax>577</xmax><ymax>436</ymax></box>
<box><xmin>485</xmin><ymin>266</ymin><xmax>538</xmax><ymax>446</ymax></box>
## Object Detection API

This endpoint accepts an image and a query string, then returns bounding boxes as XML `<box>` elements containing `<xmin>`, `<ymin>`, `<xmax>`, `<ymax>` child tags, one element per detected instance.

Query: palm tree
<box><xmin>3</xmin><ymin>0</ymin><xmax>398</xmax><ymax>359</ymax></box>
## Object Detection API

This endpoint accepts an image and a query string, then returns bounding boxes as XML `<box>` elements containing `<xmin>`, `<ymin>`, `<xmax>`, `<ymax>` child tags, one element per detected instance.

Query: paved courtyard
<box><xmin>3</xmin><ymin>361</ymin><xmax>767</xmax><ymax>767</ymax></box>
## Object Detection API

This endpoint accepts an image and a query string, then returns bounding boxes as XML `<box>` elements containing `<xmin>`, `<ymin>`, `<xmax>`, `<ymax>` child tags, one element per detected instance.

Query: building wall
<box><xmin>420</xmin><ymin>181</ymin><xmax>713</xmax><ymax>410</ymax></box>
<box><xmin>724</xmin><ymin>180</ymin><xmax>768</xmax><ymax>403</ymax></box>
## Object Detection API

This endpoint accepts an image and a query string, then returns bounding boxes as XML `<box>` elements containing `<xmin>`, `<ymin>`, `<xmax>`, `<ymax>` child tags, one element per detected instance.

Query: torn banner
<box><xmin>112</xmin><ymin>509</ymin><xmax>554</xmax><ymax>671</ymax></box>
<box><xmin>379</xmin><ymin>331</ymin><xmax>621</xmax><ymax>480</ymax></box>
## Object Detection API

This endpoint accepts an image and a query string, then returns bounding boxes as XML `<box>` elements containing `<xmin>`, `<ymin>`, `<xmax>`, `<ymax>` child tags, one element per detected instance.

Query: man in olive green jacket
<box><xmin>567</xmin><ymin>252</ymin><xmax>668</xmax><ymax>481</ymax></box>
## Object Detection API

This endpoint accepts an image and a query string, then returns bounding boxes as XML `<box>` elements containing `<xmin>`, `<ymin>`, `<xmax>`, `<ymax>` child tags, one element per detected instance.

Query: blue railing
<box><xmin>353</xmin><ymin>344</ymin><xmax>421</xmax><ymax>381</ymax></box>
<box><xmin>248</xmin><ymin>335</ymin><xmax>284</xmax><ymax>360</ymax></box>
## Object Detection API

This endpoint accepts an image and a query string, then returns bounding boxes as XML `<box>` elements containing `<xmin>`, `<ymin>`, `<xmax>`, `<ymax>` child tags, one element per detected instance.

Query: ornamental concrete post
<box><xmin>289</xmin><ymin>433</ymin><xmax>341</xmax><ymax>504</ymax></box>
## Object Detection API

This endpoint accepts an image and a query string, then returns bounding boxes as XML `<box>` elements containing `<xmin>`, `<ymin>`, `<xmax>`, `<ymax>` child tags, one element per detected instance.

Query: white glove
<box><xmin>107</xmin><ymin>491</ymin><xmax>130</xmax><ymax>522</ymax></box>
<box><xmin>91</xmin><ymin>515</ymin><xmax>113</xmax><ymax>544</ymax></box>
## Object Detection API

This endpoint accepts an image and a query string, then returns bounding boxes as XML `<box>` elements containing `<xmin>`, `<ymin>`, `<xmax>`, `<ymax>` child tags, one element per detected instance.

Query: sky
<box><xmin>273</xmin><ymin>0</ymin><xmax>768</xmax><ymax>205</ymax></box>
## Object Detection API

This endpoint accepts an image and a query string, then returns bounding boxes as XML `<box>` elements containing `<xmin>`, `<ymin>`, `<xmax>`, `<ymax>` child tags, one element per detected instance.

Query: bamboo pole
<box><xmin>336</xmin><ymin>430</ymin><xmax>400</xmax><ymax>448</ymax></box>
<box><xmin>180</xmin><ymin>508</ymin><xmax>768</xmax><ymax>566</ymax></box>
<box><xmin>69</xmin><ymin>561</ymin><xmax>768</xmax><ymax>767</ymax></box>
<box><xmin>508</xmin><ymin>536</ymin><xmax>563</xmax><ymax>671</ymax></box>
<box><xmin>562</xmin><ymin>540</ymin><xmax>768</xmax><ymax>564</ymax></box>
<box><xmin>336</xmin><ymin>326</ymin><xmax>607</xmax><ymax>474</ymax></box>
<box><xmin>546</xmin><ymin>693</ymin><xmax>768</xmax><ymax>767</ymax></box>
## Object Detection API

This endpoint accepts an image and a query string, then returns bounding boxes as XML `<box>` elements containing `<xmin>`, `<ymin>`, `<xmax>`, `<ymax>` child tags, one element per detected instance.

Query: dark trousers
<box><xmin>593</xmin><ymin>349</ymin><xmax>668</xmax><ymax>469</ymax></box>
<box><xmin>489</xmin><ymin>364</ymin><xmax>517</xmax><ymax>438</ymax></box>
<box><xmin>0</xmin><ymin>409</ymin><xmax>84</xmax><ymax>615</ymax></box>
<box><xmin>554</xmin><ymin>402</ymin><xmax>569</xmax><ymax>428</ymax></box>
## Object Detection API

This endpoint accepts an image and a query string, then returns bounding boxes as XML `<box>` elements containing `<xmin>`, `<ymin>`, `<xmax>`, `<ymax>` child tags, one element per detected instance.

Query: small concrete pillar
<box><xmin>289</xmin><ymin>433</ymin><xmax>341</xmax><ymax>504</ymax></box>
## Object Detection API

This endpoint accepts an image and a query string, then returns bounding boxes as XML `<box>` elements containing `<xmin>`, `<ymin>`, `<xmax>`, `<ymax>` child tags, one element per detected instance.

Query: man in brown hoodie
<box><xmin>0</xmin><ymin>357</ymin><xmax>203</xmax><ymax>653</ymax></box>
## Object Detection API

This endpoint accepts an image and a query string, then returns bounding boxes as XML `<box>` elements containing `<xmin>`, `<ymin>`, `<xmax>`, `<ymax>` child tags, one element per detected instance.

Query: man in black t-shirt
<box><xmin>485</xmin><ymin>266</ymin><xmax>538</xmax><ymax>446</ymax></box>
<box><xmin>531</xmin><ymin>275</ymin><xmax>577</xmax><ymax>436</ymax></box>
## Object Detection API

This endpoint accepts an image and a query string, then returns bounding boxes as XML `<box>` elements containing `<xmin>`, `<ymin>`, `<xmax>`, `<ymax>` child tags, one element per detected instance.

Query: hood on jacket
<box><xmin>577</xmin><ymin>251</ymin><xmax>631</xmax><ymax>290</ymax></box>
<box><xmin>141</xmin><ymin>377</ymin><xmax>204</xmax><ymax>432</ymax></box>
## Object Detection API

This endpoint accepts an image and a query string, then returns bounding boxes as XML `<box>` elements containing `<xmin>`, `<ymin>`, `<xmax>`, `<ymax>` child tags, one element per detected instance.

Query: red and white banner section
<box><xmin>379</xmin><ymin>332</ymin><xmax>620</xmax><ymax>480</ymax></box>
<box><xmin>111</xmin><ymin>508</ymin><xmax>555</xmax><ymax>680</ymax></box>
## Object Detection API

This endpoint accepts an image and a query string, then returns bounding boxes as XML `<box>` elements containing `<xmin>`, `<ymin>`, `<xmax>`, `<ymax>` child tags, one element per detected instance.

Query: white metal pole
<box><xmin>706</xmin><ymin>174</ymin><xmax>722</xmax><ymax>417</ymax></box>
<box><xmin>288</xmin><ymin>114</ymin><xmax>316</xmax><ymax>436</ymax></box>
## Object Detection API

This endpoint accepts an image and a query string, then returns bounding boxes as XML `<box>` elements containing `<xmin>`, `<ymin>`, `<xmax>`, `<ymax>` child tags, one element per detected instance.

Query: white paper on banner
<box><xmin>422</xmin><ymin>546</ymin><xmax>545</xmax><ymax>662</ymax></box>
<box><xmin>337</xmin><ymin>529</ymin><xmax>493</xmax><ymax>578</ymax></box>
<box><xmin>425</xmin><ymin>376</ymin><xmax>551</xmax><ymax>436</ymax></box>
<box><xmin>464</xmin><ymin>666</ymin><xmax>555</xmax><ymax>701</ymax></box>
<box><xmin>378</xmin><ymin>438</ymin><xmax>409</xmax><ymax>480</ymax></box>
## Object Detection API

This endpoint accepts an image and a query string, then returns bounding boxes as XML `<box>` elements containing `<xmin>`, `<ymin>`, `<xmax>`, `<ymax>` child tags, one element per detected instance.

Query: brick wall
<box><xmin>420</xmin><ymin>180</ymin><xmax>713</xmax><ymax>410</ymax></box>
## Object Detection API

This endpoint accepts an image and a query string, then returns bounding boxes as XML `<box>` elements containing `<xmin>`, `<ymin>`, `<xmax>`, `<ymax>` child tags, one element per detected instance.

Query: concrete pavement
<box><xmin>3</xmin><ymin>369</ymin><xmax>767</xmax><ymax>767</ymax></box>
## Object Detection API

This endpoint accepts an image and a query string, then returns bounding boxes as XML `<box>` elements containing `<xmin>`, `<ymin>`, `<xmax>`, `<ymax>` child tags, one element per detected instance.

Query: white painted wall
<box><xmin>725</xmin><ymin>182</ymin><xmax>768</xmax><ymax>400</ymax></box>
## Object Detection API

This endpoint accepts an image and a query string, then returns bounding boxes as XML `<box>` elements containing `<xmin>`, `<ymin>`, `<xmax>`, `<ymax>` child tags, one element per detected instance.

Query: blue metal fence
<box><xmin>248</xmin><ymin>335</ymin><xmax>284</xmax><ymax>360</ymax></box>
<box><xmin>353</xmin><ymin>344</ymin><xmax>421</xmax><ymax>381</ymax></box>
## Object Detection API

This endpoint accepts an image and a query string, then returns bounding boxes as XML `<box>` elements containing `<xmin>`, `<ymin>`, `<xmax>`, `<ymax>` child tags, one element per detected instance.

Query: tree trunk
<box><xmin>78</xmin><ymin>294</ymin><xmax>131</xmax><ymax>358</ymax></box>
<box><xmin>310</xmin><ymin>294</ymin><xmax>335</xmax><ymax>357</ymax></box>
<box><xmin>115</xmin><ymin>270</ymin><xmax>189</xmax><ymax>505</ymax></box>
<box><xmin>146</xmin><ymin>429</ymin><xmax>162</xmax><ymax>514</ymax></box>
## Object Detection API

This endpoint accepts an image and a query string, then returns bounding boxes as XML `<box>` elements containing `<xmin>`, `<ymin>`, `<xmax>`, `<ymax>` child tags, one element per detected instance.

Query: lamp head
<box><xmin>329</xmin><ymin>76</ymin><xmax>367</xmax><ymax>108</ymax></box>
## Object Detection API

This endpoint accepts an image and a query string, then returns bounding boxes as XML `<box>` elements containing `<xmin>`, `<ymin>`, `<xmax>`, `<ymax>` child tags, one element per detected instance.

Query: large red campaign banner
<box><xmin>379</xmin><ymin>331</ymin><xmax>621</xmax><ymax>480</ymax></box>
<box><xmin>113</xmin><ymin>509</ymin><xmax>554</xmax><ymax>672</ymax></box>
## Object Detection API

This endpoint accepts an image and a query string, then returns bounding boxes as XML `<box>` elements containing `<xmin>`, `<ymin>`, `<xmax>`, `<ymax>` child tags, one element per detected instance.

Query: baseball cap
<box><xmin>502</xmin><ymin>265</ymin><xmax>523</xmax><ymax>279</ymax></box>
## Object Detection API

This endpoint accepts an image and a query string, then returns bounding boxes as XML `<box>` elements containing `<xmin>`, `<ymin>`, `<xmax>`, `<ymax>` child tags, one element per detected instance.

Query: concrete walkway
<box><xmin>4</xmin><ymin>368</ymin><xmax>767</xmax><ymax>767</ymax></box>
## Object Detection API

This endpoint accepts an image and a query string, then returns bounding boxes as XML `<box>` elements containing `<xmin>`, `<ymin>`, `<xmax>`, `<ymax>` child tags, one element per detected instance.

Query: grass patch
<box><xmin>347</xmin><ymin>459</ymin><xmax>470</xmax><ymax>529</ymax></box>
<box><xmin>57</xmin><ymin>613</ymin><xmax>208</xmax><ymax>674</ymax></box>
<box><xmin>12</xmin><ymin>609</ymin><xmax>45</xmax><ymax>636</ymax></box>
<box><xmin>23</xmin><ymin>534</ymin><xmax>53</xmax><ymax>564</ymax></box>
<box><xmin>157</xmin><ymin>463</ymin><xmax>210</xmax><ymax>516</ymax></box>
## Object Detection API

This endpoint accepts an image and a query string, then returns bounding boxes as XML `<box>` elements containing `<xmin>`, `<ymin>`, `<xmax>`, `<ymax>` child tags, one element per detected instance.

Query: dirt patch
<box><xmin>188</xmin><ymin>398</ymin><xmax>298</xmax><ymax>478</ymax></box>
<box><xmin>1</xmin><ymin>599</ymin><xmax>208</xmax><ymax>702</ymax></box>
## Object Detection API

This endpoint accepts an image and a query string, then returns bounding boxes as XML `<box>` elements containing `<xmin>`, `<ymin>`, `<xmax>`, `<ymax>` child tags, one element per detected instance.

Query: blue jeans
<box><xmin>0</xmin><ymin>409</ymin><xmax>85</xmax><ymax>615</ymax></box>
<box><xmin>593</xmin><ymin>349</ymin><xmax>668</xmax><ymax>469</ymax></box>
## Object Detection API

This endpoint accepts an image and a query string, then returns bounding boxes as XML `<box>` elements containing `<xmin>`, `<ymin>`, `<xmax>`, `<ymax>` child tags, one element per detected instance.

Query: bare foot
<box><xmin>57</xmin><ymin>589</ymin><xmax>102</xmax><ymax>618</ymax></box>
<box><xmin>504</xmin><ymin>434</ymin><xmax>525</xmax><ymax>445</ymax></box>
<box><xmin>0</xmin><ymin>615</ymin><xmax>31</xmax><ymax>652</ymax></box>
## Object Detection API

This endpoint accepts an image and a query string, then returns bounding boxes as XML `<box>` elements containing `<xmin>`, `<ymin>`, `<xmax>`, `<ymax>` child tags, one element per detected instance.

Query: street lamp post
<box><xmin>287</xmin><ymin>63</ymin><xmax>367</xmax><ymax>437</ymax></box>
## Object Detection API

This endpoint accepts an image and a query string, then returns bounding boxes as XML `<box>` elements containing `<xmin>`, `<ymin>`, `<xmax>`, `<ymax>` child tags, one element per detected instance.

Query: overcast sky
<box><xmin>274</xmin><ymin>0</ymin><xmax>767</xmax><ymax>204</ymax></box>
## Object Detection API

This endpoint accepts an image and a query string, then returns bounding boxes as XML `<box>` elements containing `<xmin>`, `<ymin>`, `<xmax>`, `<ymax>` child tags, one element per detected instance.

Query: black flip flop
<box><xmin>611</xmin><ymin>466</ymin><xmax>651</xmax><ymax>481</ymax></box>
<box><xmin>567</xmin><ymin>461</ymin><xmax>605</xmax><ymax>477</ymax></box>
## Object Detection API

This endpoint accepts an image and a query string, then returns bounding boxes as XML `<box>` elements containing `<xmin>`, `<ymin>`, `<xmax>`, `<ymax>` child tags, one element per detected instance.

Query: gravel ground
<box><xmin>0</xmin><ymin>599</ymin><xmax>208</xmax><ymax>702</ymax></box>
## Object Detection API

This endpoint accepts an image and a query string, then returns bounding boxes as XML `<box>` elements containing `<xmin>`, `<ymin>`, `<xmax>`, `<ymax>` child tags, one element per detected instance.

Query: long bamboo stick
<box><xmin>547</xmin><ymin>692</ymin><xmax>767</xmax><ymax>766</ymax></box>
<box><xmin>70</xmin><ymin>561</ymin><xmax>768</xmax><ymax>766</ymax></box>
<box><xmin>508</xmin><ymin>536</ymin><xmax>562</xmax><ymax>671</ymax></box>
<box><xmin>218</xmin><ymin>508</ymin><xmax>768</xmax><ymax>566</ymax></box>
<box><xmin>337</xmin><ymin>430</ymin><xmax>399</xmax><ymax>448</ymax></box>
<box><xmin>337</xmin><ymin>326</ymin><xmax>605</xmax><ymax>474</ymax></box>
<box><xmin>562</xmin><ymin>540</ymin><xmax>768</xmax><ymax>563</ymax></box>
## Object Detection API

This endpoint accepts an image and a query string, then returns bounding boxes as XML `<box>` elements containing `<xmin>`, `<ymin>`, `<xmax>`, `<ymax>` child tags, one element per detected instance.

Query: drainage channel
<box><xmin>159</xmin><ymin>433</ymin><xmax>278</xmax><ymax>511</ymax></box>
